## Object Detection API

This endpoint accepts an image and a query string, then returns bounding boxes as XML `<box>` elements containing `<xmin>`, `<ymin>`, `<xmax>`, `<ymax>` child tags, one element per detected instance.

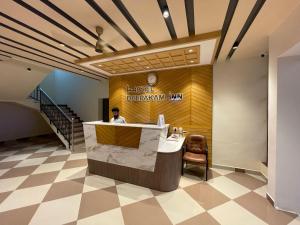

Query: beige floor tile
<box><xmin>177</xmin><ymin>212</ymin><xmax>221</xmax><ymax>225</ymax></box>
<box><xmin>156</xmin><ymin>189</ymin><xmax>205</xmax><ymax>224</ymax></box>
<box><xmin>0</xmin><ymin>176</ymin><xmax>28</xmax><ymax>192</ymax></box>
<box><xmin>54</xmin><ymin>166</ymin><xmax>87</xmax><ymax>182</ymax></box>
<box><xmin>0</xmin><ymin>169</ymin><xmax>9</xmax><ymax>177</ymax></box>
<box><xmin>0</xmin><ymin>165</ymin><xmax>39</xmax><ymax>179</ymax></box>
<box><xmin>14</xmin><ymin>157</ymin><xmax>47</xmax><ymax>168</ymax></box>
<box><xmin>29</xmin><ymin>194</ymin><xmax>82</xmax><ymax>225</ymax></box>
<box><xmin>0</xmin><ymin>204</ymin><xmax>39</xmax><ymax>225</ymax></box>
<box><xmin>235</xmin><ymin>192</ymin><xmax>297</xmax><ymax>225</ymax></box>
<box><xmin>210</xmin><ymin>168</ymin><xmax>234</xmax><ymax>176</ymax></box>
<box><xmin>18</xmin><ymin>171</ymin><xmax>59</xmax><ymax>189</ymax></box>
<box><xmin>32</xmin><ymin>161</ymin><xmax>65</xmax><ymax>174</ymax></box>
<box><xmin>0</xmin><ymin>153</ymin><xmax>31</xmax><ymax>162</ymax></box>
<box><xmin>179</xmin><ymin>174</ymin><xmax>203</xmax><ymax>188</ymax></box>
<box><xmin>184</xmin><ymin>182</ymin><xmax>230</xmax><ymax>210</ymax></box>
<box><xmin>0</xmin><ymin>161</ymin><xmax>21</xmax><ymax>170</ymax></box>
<box><xmin>0</xmin><ymin>151</ymin><xmax>18</xmax><ymax>157</ymax></box>
<box><xmin>254</xmin><ymin>185</ymin><xmax>267</xmax><ymax>197</ymax></box>
<box><xmin>77</xmin><ymin>208</ymin><xmax>124</xmax><ymax>225</ymax></box>
<box><xmin>50</xmin><ymin>150</ymin><xmax>71</xmax><ymax>156</ymax></box>
<box><xmin>208</xmin><ymin>201</ymin><xmax>267</xmax><ymax>225</ymax></box>
<box><xmin>43</xmin><ymin>155</ymin><xmax>69</xmax><ymax>163</ymax></box>
<box><xmin>208</xmin><ymin>176</ymin><xmax>250</xmax><ymax>199</ymax></box>
<box><xmin>122</xmin><ymin>197</ymin><xmax>172</xmax><ymax>225</ymax></box>
<box><xmin>43</xmin><ymin>178</ymin><xmax>84</xmax><ymax>202</ymax></box>
<box><xmin>78</xmin><ymin>186</ymin><xmax>120</xmax><ymax>219</ymax></box>
<box><xmin>67</xmin><ymin>153</ymin><xmax>87</xmax><ymax>161</ymax></box>
<box><xmin>0</xmin><ymin>184</ymin><xmax>51</xmax><ymax>212</ymax></box>
<box><xmin>116</xmin><ymin>183</ymin><xmax>153</xmax><ymax>206</ymax></box>
<box><xmin>288</xmin><ymin>217</ymin><xmax>300</xmax><ymax>225</ymax></box>
<box><xmin>247</xmin><ymin>173</ymin><xmax>267</xmax><ymax>182</ymax></box>
<box><xmin>226</xmin><ymin>172</ymin><xmax>266</xmax><ymax>190</ymax></box>
<box><xmin>63</xmin><ymin>159</ymin><xmax>87</xmax><ymax>169</ymax></box>
<box><xmin>0</xmin><ymin>191</ymin><xmax>12</xmax><ymax>204</ymax></box>
<box><xmin>35</xmin><ymin>146</ymin><xmax>59</xmax><ymax>153</ymax></box>
<box><xmin>83</xmin><ymin>175</ymin><xmax>115</xmax><ymax>193</ymax></box>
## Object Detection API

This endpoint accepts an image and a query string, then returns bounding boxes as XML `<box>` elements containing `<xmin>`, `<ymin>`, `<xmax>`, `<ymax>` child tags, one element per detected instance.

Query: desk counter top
<box><xmin>83</xmin><ymin>121</ymin><xmax>169</xmax><ymax>130</ymax></box>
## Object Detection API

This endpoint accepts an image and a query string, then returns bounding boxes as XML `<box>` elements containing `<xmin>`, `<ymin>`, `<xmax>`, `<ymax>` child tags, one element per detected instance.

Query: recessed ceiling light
<box><xmin>190</xmin><ymin>60</ymin><xmax>194</xmax><ymax>63</ymax></box>
<box><xmin>98</xmin><ymin>64</ymin><xmax>102</xmax><ymax>67</ymax></box>
<box><xmin>59</xmin><ymin>43</ymin><xmax>65</xmax><ymax>47</ymax></box>
<box><xmin>146</xmin><ymin>66</ymin><xmax>150</xmax><ymax>69</ymax></box>
<box><xmin>136</xmin><ymin>58</ymin><xmax>141</xmax><ymax>61</ymax></box>
<box><xmin>112</xmin><ymin>71</ymin><xmax>116</xmax><ymax>73</ymax></box>
<box><xmin>188</xmin><ymin>49</ymin><xmax>193</xmax><ymax>53</ymax></box>
<box><xmin>163</xmin><ymin>8</ymin><xmax>169</xmax><ymax>18</ymax></box>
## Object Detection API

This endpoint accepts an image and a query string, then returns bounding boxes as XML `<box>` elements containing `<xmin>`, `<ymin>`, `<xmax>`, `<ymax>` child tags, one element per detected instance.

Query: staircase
<box><xmin>29</xmin><ymin>87</ymin><xmax>85</xmax><ymax>151</ymax></box>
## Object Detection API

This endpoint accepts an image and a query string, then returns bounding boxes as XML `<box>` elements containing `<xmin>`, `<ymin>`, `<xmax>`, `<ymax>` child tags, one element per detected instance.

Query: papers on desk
<box><xmin>167</xmin><ymin>134</ymin><xmax>180</xmax><ymax>141</ymax></box>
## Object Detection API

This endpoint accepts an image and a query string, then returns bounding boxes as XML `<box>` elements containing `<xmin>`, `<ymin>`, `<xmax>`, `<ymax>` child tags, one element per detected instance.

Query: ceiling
<box><xmin>1</xmin><ymin>0</ymin><xmax>300</xmax><ymax>80</ymax></box>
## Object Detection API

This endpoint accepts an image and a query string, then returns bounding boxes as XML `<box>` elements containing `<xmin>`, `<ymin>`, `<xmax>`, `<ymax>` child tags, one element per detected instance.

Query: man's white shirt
<box><xmin>110</xmin><ymin>116</ymin><xmax>126</xmax><ymax>124</ymax></box>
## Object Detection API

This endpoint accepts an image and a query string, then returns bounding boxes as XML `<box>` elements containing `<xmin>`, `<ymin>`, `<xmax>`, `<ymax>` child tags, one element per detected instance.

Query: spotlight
<box><xmin>59</xmin><ymin>43</ymin><xmax>65</xmax><ymax>47</ymax></box>
<box><xmin>27</xmin><ymin>68</ymin><xmax>31</xmax><ymax>72</ymax></box>
<box><xmin>232</xmin><ymin>42</ymin><xmax>239</xmax><ymax>50</ymax></box>
<box><xmin>163</xmin><ymin>8</ymin><xmax>169</xmax><ymax>18</ymax></box>
<box><xmin>188</xmin><ymin>49</ymin><xmax>193</xmax><ymax>53</ymax></box>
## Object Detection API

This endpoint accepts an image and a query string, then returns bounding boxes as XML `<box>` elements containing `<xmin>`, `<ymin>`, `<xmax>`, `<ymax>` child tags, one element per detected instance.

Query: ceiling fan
<box><xmin>95</xmin><ymin>26</ymin><xmax>106</xmax><ymax>53</ymax></box>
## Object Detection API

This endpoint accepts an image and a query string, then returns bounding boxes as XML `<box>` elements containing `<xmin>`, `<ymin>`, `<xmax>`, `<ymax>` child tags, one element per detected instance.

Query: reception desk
<box><xmin>83</xmin><ymin>121</ymin><xmax>185</xmax><ymax>191</ymax></box>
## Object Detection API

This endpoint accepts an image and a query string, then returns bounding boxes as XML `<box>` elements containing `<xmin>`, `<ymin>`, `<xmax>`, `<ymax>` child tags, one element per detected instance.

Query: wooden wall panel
<box><xmin>109</xmin><ymin>65</ymin><xmax>213</xmax><ymax>164</ymax></box>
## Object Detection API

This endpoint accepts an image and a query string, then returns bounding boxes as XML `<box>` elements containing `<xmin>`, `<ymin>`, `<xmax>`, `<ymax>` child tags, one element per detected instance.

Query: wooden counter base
<box><xmin>87</xmin><ymin>150</ymin><xmax>182</xmax><ymax>192</ymax></box>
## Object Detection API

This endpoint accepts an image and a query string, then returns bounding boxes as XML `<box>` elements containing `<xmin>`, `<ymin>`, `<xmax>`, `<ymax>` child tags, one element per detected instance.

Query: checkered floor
<box><xmin>0</xmin><ymin>135</ymin><xmax>299</xmax><ymax>225</ymax></box>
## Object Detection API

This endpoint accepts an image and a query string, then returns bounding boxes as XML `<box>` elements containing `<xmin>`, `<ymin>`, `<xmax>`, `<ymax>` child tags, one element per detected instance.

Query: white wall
<box><xmin>0</xmin><ymin>59</ymin><xmax>52</xmax><ymax>101</ymax></box>
<box><xmin>0</xmin><ymin>102</ymin><xmax>52</xmax><ymax>141</ymax></box>
<box><xmin>213</xmin><ymin>57</ymin><xmax>268</xmax><ymax>171</ymax></box>
<box><xmin>40</xmin><ymin>70</ymin><xmax>108</xmax><ymax>122</ymax></box>
<box><xmin>275</xmin><ymin>56</ymin><xmax>300</xmax><ymax>214</ymax></box>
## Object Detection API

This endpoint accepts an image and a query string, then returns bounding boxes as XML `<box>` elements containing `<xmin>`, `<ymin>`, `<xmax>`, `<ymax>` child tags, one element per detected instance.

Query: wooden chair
<box><xmin>182</xmin><ymin>134</ymin><xmax>208</xmax><ymax>181</ymax></box>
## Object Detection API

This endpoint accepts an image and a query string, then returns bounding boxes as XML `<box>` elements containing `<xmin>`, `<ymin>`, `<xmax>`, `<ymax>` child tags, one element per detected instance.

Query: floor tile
<box><xmin>32</xmin><ymin>161</ymin><xmax>65</xmax><ymax>174</ymax></box>
<box><xmin>0</xmin><ymin>151</ymin><xmax>18</xmax><ymax>157</ymax></box>
<box><xmin>121</xmin><ymin>197</ymin><xmax>172</xmax><ymax>225</ymax></box>
<box><xmin>288</xmin><ymin>217</ymin><xmax>300</xmax><ymax>225</ymax></box>
<box><xmin>0</xmin><ymin>165</ymin><xmax>39</xmax><ymax>179</ymax></box>
<box><xmin>0</xmin><ymin>176</ymin><xmax>28</xmax><ymax>192</ymax></box>
<box><xmin>254</xmin><ymin>185</ymin><xmax>267</xmax><ymax>198</ymax></box>
<box><xmin>0</xmin><ymin>153</ymin><xmax>31</xmax><ymax>162</ymax></box>
<box><xmin>54</xmin><ymin>166</ymin><xmax>87</xmax><ymax>182</ymax></box>
<box><xmin>78</xmin><ymin>186</ymin><xmax>120</xmax><ymax>219</ymax></box>
<box><xmin>18</xmin><ymin>171</ymin><xmax>59</xmax><ymax>189</ymax></box>
<box><xmin>0</xmin><ymin>169</ymin><xmax>9</xmax><ymax>177</ymax></box>
<box><xmin>208</xmin><ymin>201</ymin><xmax>267</xmax><ymax>225</ymax></box>
<box><xmin>63</xmin><ymin>159</ymin><xmax>87</xmax><ymax>169</ymax></box>
<box><xmin>67</xmin><ymin>153</ymin><xmax>87</xmax><ymax>161</ymax></box>
<box><xmin>43</xmin><ymin>178</ymin><xmax>84</xmax><ymax>202</ymax></box>
<box><xmin>247</xmin><ymin>173</ymin><xmax>267</xmax><ymax>182</ymax></box>
<box><xmin>0</xmin><ymin>161</ymin><xmax>21</xmax><ymax>170</ymax></box>
<box><xmin>29</xmin><ymin>194</ymin><xmax>82</xmax><ymax>225</ymax></box>
<box><xmin>77</xmin><ymin>208</ymin><xmax>124</xmax><ymax>225</ymax></box>
<box><xmin>156</xmin><ymin>189</ymin><xmax>205</xmax><ymax>224</ymax></box>
<box><xmin>28</xmin><ymin>151</ymin><xmax>53</xmax><ymax>159</ymax></box>
<box><xmin>179</xmin><ymin>174</ymin><xmax>203</xmax><ymax>188</ymax></box>
<box><xmin>83</xmin><ymin>175</ymin><xmax>115</xmax><ymax>193</ymax></box>
<box><xmin>210</xmin><ymin>168</ymin><xmax>234</xmax><ymax>176</ymax></box>
<box><xmin>184</xmin><ymin>182</ymin><xmax>230</xmax><ymax>210</ymax></box>
<box><xmin>0</xmin><ymin>184</ymin><xmax>51</xmax><ymax>212</ymax></box>
<box><xmin>14</xmin><ymin>157</ymin><xmax>47</xmax><ymax>168</ymax></box>
<box><xmin>0</xmin><ymin>191</ymin><xmax>12</xmax><ymax>204</ymax></box>
<box><xmin>207</xmin><ymin>169</ymin><xmax>222</xmax><ymax>180</ymax></box>
<box><xmin>235</xmin><ymin>192</ymin><xmax>297</xmax><ymax>225</ymax></box>
<box><xmin>177</xmin><ymin>212</ymin><xmax>221</xmax><ymax>225</ymax></box>
<box><xmin>116</xmin><ymin>183</ymin><xmax>153</xmax><ymax>206</ymax></box>
<box><xmin>226</xmin><ymin>172</ymin><xmax>266</xmax><ymax>190</ymax></box>
<box><xmin>44</xmin><ymin>155</ymin><xmax>69</xmax><ymax>164</ymax></box>
<box><xmin>35</xmin><ymin>146</ymin><xmax>58</xmax><ymax>153</ymax></box>
<box><xmin>50</xmin><ymin>150</ymin><xmax>71</xmax><ymax>156</ymax></box>
<box><xmin>208</xmin><ymin>176</ymin><xmax>250</xmax><ymax>199</ymax></box>
<box><xmin>0</xmin><ymin>204</ymin><xmax>39</xmax><ymax>225</ymax></box>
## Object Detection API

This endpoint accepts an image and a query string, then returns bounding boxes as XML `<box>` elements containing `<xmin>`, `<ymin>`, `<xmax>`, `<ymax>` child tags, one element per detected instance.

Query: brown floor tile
<box><xmin>115</xmin><ymin>179</ymin><xmax>125</xmax><ymax>185</ymax></box>
<box><xmin>150</xmin><ymin>188</ymin><xmax>165</xmax><ymax>196</ymax></box>
<box><xmin>28</xmin><ymin>151</ymin><xmax>53</xmax><ymax>159</ymax></box>
<box><xmin>0</xmin><ymin>156</ymin><xmax>7</xmax><ymax>161</ymax></box>
<box><xmin>78</xmin><ymin>186</ymin><xmax>120</xmax><ymax>219</ymax></box>
<box><xmin>235</xmin><ymin>192</ymin><xmax>297</xmax><ymax>225</ymax></box>
<box><xmin>44</xmin><ymin>155</ymin><xmax>69</xmax><ymax>163</ymax></box>
<box><xmin>177</xmin><ymin>212</ymin><xmax>220</xmax><ymax>225</ymax></box>
<box><xmin>1</xmin><ymin>165</ymin><xmax>39</xmax><ymax>178</ymax></box>
<box><xmin>226</xmin><ymin>172</ymin><xmax>266</xmax><ymax>190</ymax></box>
<box><xmin>207</xmin><ymin>169</ymin><xmax>221</xmax><ymax>180</ymax></box>
<box><xmin>0</xmin><ymin>204</ymin><xmax>39</xmax><ymax>225</ymax></box>
<box><xmin>18</xmin><ymin>171</ymin><xmax>59</xmax><ymax>189</ymax></box>
<box><xmin>63</xmin><ymin>159</ymin><xmax>87</xmax><ymax>169</ymax></box>
<box><xmin>63</xmin><ymin>222</ymin><xmax>77</xmax><ymax>225</ymax></box>
<box><xmin>0</xmin><ymin>161</ymin><xmax>20</xmax><ymax>170</ymax></box>
<box><xmin>43</xmin><ymin>178</ymin><xmax>84</xmax><ymax>202</ymax></box>
<box><xmin>184</xmin><ymin>182</ymin><xmax>230</xmax><ymax>210</ymax></box>
<box><xmin>122</xmin><ymin>197</ymin><xmax>172</xmax><ymax>225</ymax></box>
<box><xmin>0</xmin><ymin>191</ymin><xmax>12</xmax><ymax>204</ymax></box>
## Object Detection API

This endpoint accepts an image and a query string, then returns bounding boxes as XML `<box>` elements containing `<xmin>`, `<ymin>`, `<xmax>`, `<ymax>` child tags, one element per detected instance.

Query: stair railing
<box><xmin>30</xmin><ymin>87</ymin><xmax>74</xmax><ymax>150</ymax></box>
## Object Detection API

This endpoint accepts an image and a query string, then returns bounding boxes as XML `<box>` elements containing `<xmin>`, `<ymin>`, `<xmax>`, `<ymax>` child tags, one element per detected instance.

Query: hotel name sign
<box><xmin>126</xmin><ymin>85</ymin><xmax>183</xmax><ymax>102</ymax></box>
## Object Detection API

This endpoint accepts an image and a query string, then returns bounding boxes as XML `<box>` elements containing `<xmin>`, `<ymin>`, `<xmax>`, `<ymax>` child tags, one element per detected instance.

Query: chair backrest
<box><xmin>186</xmin><ymin>134</ymin><xmax>207</xmax><ymax>154</ymax></box>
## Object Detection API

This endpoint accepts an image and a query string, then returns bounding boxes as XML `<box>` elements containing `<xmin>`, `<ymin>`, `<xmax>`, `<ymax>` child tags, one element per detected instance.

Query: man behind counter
<box><xmin>110</xmin><ymin>107</ymin><xmax>126</xmax><ymax>124</ymax></box>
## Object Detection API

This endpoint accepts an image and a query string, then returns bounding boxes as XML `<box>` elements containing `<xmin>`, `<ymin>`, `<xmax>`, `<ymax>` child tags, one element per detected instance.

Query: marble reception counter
<box><xmin>83</xmin><ymin>121</ymin><xmax>185</xmax><ymax>191</ymax></box>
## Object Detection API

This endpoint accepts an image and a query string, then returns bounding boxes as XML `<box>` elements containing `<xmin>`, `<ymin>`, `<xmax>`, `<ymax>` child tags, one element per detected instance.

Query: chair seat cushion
<box><xmin>183</xmin><ymin>152</ymin><xmax>206</xmax><ymax>163</ymax></box>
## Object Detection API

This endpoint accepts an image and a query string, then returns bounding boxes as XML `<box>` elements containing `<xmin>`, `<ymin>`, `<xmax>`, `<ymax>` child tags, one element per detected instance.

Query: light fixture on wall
<box><xmin>27</xmin><ymin>68</ymin><xmax>32</xmax><ymax>72</ymax></box>
<box><xmin>163</xmin><ymin>7</ymin><xmax>170</xmax><ymax>18</ymax></box>
<box><xmin>232</xmin><ymin>42</ymin><xmax>239</xmax><ymax>50</ymax></box>
<box><xmin>59</xmin><ymin>43</ymin><xmax>65</xmax><ymax>47</ymax></box>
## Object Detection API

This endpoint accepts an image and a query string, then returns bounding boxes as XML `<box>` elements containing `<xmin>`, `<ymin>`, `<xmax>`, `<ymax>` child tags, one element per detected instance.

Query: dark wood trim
<box><xmin>88</xmin><ymin>150</ymin><xmax>183</xmax><ymax>192</ymax></box>
<box><xmin>85</xmin><ymin>0</ymin><xmax>137</xmax><ymax>48</ymax></box>
<box><xmin>0</xmin><ymin>50</ymin><xmax>102</xmax><ymax>81</ymax></box>
<box><xmin>13</xmin><ymin>0</ymin><xmax>94</xmax><ymax>47</ymax></box>
<box><xmin>0</xmin><ymin>12</ymin><xmax>89</xmax><ymax>58</ymax></box>
<box><xmin>0</xmin><ymin>35</ymin><xmax>103</xmax><ymax>77</ymax></box>
<box><xmin>157</xmin><ymin>0</ymin><xmax>177</xmax><ymax>39</ymax></box>
<box><xmin>184</xmin><ymin>0</ymin><xmax>195</xmax><ymax>36</ymax></box>
<box><xmin>39</xmin><ymin>0</ymin><xmax>116</xmax><ymax>52</ymax></box>
<box><xmin>0</xmin><ymin>53</ymin><xmax>12</xmax><ymax>58</ymax></box>
<box><xmin>227</xmin><ymin>0</ymin><xmax>266</xmax><ymax>59</ymax></box>
<box><xmin>0</xmin><ymin>23</ymin><xmax>80</xmax><ymax>59</ymax></box>
<box><xmin>112</xmin><ymin>0</ymin><xmax>151</xmax><ymax>45</ymax></box>
<box><xmin>0</xmin><ymin>41</ymin><xmax>107</xmax><ymax>79</ymax></box>
<box><xmin>214</xmin><ymin>0</ymin><xmax>238</xmax><ymax>60</ymax></box>
<box><xmin>235</xmin><ymin>168</ymin><xmax>246</xmax><ymax>173</ymax></box>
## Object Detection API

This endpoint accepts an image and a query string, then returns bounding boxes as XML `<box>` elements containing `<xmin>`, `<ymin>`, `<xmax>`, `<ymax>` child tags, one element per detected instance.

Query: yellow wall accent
<box><xmin>95</xmin><ymin>125</ymin><xmax>142</xmax><ymax>149</ymax></box>
<box><xmin>109</xmin><ymin>65</ymin><xmax>212</xmax><ymax>164</ymax></box>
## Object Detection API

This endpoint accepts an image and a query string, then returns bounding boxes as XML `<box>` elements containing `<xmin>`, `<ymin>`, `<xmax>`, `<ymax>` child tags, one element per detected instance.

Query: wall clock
<box><xmin>147</xmin><ymin>72</ymin><xmax>157</xmax><ymax>86</ymax></box>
